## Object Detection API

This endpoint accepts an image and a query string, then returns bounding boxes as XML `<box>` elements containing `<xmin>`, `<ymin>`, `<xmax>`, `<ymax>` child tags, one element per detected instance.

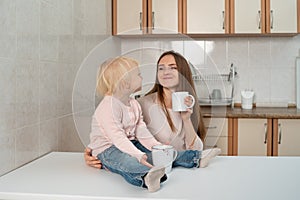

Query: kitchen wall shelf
<box><xmin>113</xmin><ymin>33</ymin><xmax>298</xmax><ymax>39</ymax></box>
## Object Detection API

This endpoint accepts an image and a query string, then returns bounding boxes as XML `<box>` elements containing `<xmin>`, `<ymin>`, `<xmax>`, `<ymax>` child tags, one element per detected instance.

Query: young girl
<box><xmin>88</xmin><ymin>57</ymin><xmax>166</xmax><ymax>192</ymax></box>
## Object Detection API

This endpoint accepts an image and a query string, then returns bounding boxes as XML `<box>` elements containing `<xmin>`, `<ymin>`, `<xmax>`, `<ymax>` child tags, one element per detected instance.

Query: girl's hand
<box><xmin>84</xmin><ymin>147</ymin><xmax>102</xmax><ymax>169</ymax></box>
<box><xmin>140</xmin><ymin>154</ymin><xmax>153</xmax><ymax>168</ymax></box>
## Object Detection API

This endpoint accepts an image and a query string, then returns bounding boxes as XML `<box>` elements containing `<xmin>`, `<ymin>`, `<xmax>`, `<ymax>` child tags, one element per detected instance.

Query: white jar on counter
<box><xmin>241</xmin><ymin>90</ymin><xmax>254</xmax><ymax>109</ymax></box>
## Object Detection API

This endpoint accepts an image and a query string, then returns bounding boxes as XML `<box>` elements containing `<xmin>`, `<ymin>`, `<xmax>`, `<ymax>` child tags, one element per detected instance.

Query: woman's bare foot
<box><xmin>199</xmin><ymin>148</ymin><xmax>221</xmax><ymax>168</ymax></box>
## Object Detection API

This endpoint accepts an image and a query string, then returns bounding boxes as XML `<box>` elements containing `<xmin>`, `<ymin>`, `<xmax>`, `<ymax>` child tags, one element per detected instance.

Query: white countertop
<box><xmin>0</xmin><ymin>152</ymin><xmax>299</xmax><ymax>200</ymax></box>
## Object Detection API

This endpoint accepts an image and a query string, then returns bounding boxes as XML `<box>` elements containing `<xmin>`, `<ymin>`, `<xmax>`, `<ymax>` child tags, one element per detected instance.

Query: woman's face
<box><xmin>157</xmin><ymin>54</ymin><xmax>179</xmax><ymax>90</ymax></box>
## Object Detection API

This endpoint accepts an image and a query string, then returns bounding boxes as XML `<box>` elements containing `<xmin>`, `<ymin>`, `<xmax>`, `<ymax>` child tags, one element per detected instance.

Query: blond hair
<box><xmin>96</xmin><ymin>56</ymin><xmax>139</xmax><ymax>95</ymax></box>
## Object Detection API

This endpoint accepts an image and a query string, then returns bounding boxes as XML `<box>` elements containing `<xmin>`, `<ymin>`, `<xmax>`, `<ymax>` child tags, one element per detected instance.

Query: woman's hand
<box><xmin>140</xmin><ymin>154</ymin><xmax>153</xmax><ymax>168</ymax></box>
<box><xmin>84</xmin><ymin>147</ymin><xmax>102</xmax><ymax>169</ymax></box>
<box><xmin>180</xmin><ymin>96</ymin><xmax>193</xmax><ymax>121</ymax></box>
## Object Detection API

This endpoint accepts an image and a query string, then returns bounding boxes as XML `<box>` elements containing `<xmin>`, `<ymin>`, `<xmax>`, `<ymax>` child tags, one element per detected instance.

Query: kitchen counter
<box><xmin>0</xmin><ymin>152</ymin><xmax>300</xmax><ymax>200</ymax></box>
<box><xmin>201</xmin><ymin>106</ymin><xmax>300</xmax><ymax>119</ymax></box>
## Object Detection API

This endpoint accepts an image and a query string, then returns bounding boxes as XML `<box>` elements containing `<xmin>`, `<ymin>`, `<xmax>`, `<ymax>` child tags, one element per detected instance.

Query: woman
<box><xmin>85</xmin><ymin>50</ymin><xmax>214</xmax><ymax>169</ymax></box>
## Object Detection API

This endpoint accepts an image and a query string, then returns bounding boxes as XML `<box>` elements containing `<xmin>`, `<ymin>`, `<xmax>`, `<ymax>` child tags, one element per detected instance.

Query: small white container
<box><xmin>241</xmin><ymin>90</ymin><xmax>254</xmax><ymax>109</ymax></box>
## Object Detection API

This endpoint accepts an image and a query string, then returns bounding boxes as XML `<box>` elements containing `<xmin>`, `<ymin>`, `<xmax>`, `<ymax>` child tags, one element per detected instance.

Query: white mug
<box><xmin>152</xmin><ymin>145</ymin><xmax>177</xmax><ymax>174</ymax></box>
<box><xmin>172</xmin><ymin>91</ymin><xmax>195</xmax><ymax>112</ymax></box>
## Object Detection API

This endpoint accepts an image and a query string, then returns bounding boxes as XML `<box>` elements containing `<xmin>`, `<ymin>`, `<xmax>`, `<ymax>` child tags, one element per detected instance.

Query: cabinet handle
<box><xmin>222</xmin><ymin>11</ymin><xmax>225</xmax><ymax>30</ymax></box>
<box><xmin>205</xmin><ymin>126</ymin><xmax>217</xmax><ymax>129</ymax></box>
<box><xmin>278</xmin><ymin>123</ymin><xmax>282</xmax><ymax>144</ymax></box>
<box><xmin>139</xmin><ymin>12</ymin><xmax>142</xmax><ymax>30</ymax></box>
<box><xmin>258</xmin><ymin>10</ymin><xmax>261</xmax><ymax>29</ymax></box>
<box><xmin>152</xmin><ymin>11</ymin><xmax>155</xmax><ymax>30</ymax></box>
<box><xmin>270</xmin><ymin>10</ymin><xmax>274</xmax><ymax>29</ymax></box>
<box><xmin>264</xmin><ymin>123</ymin><xmax>268</xmax><ymax>144</ymax></box>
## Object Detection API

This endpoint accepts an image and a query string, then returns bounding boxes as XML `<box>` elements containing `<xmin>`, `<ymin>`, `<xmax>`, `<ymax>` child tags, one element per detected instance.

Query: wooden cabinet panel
<box><xmin>150</xmin><ymin>0</ymin><xmax>179</xmax><ymax>34</ymax></box>
<box><xmin>113</xmin><ymin>0</ymin><xmax>146</xmax><ymax>35</ymax></box>
<box><xmin>274</xmin><ymin>119</ymin><xmax>300</xmax><ymax>156</ymax></box>
<box><xmin>113</xmin><ymin>0</ymin><xmax>180</xmax><ymax>35</ymax></box>
<box><xmin>205</xmin><ymin>136</ymin><xmax>228</xmax><ymax>155</ymax></box>
<box><xmin>234</xmin><ymin>0</ymin><xmax>263</xmax><ymax>33</ymax></box>
<box><xmin>237</xmin><ymin>118</ymin><xmax>270</xmax><ymax>156</ymax></box>
<box><xmin>185</xmin><ymin>0</ymin><xmax>229</xmax><ymax>33</ymax></box>
<box><xmin>203</xmin><ymin>118</ymin><xmax>228</xmax><ymax>155</ymax></box>
<box><xmin>231</xmin><ymin>0</ymin><xmax>298</xmax><ymax>34</ymax></box>
<box><xmin>267</xmin><ymin>0</ymin><xmax>298</xmax><ymax>33</ymax></box>
<box><xmin>113</xmin><ymin>0</ymin><xmax>299</xmax><ymax>36</ymax></box>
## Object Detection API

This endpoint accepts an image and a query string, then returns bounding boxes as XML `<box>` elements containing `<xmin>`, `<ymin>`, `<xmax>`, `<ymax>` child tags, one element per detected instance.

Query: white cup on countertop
<box><xmin>241</xmin><ymin>90</ymin><xmax>254</xmax><ymax>109</ymax></box>
<box><xmin>152</xmin><ymin>145</ymin><xmax>177</xmax><ymax>174</ymax></box>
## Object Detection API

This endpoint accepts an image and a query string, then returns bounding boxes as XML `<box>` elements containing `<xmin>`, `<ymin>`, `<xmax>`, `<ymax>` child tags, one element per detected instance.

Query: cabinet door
<box><xmin>150</xmin><ymin>0</ymin><xmax>179</xmax><ymax>34</ymax></box>
<box><xmin>276</xmin><ymin>119</ymin><xmax>300</xmax><ymax>156</ymax></box>
<box><xmin>234</xmin><ymin>0</ymin><xmax>263</xmax><ymax>33</ymax></box>
<box><xmin>113</xmin><ymin>0</ymin><xmax>146</xmax><ymax>34</ymax></box>
<box><xmin>186</xmin><ymin>0</ymin><xmax>227</xmax><ymax>33</ymax></box>
<box><xmin>267</xmin><ymin>0</ymin><xmax>298</xmax><ymax>33</ymax></box>
<box><xmin>238</xmin><ymin>119</ymin><xmax>270</xmax><ymax>156</ymax></box>
<box><xmin>204</xmin><ymin>118</ymin><xmax>228</xmax><ymax>155</ymax></box>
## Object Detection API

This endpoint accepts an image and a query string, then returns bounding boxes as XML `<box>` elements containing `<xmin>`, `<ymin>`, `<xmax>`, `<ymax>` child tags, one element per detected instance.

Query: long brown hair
<box><xmin>146</xmin><ymin>51</ymin><xmax>207</xmax><ymax>141</ymax></box>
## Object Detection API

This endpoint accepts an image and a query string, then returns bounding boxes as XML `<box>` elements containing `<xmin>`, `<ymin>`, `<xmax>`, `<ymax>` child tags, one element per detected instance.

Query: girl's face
<box><xmin>129</xmin><ymin>67</ymin><xmax>143</xmax><ymax>93</ymax></box>
<box><xmin>157</xmin><ymin>55</ymin><xmax>179</xmax><ymax>90</ymax></box>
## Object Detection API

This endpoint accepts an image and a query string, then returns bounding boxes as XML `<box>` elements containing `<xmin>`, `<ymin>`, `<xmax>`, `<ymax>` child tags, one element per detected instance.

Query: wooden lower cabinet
<box><xmin>203</xmin><ymin>117</ymin><xmax>300</xmax><ymax>156</ymax></box>
<box><xmin>273</xmin><ymin>119</ymin><xmax>300</xmax><ymax>156</ymax></box>
<box><xmin>235</xmin><ymin>118</ymin><xmax>272</xmax><ymax>156</ymax></box>
<box><xmin>232</xmin><ymin>118</ymin><xmax>300</xmax><ymax>156</ymax></box>
<box><xmin>203</xmin><ymin>117</ymin><xmax>231</xmax><ymax>156</ymax></box>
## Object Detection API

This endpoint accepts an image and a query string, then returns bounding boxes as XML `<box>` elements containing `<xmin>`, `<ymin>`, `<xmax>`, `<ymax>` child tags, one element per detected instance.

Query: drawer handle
<box><xmin>205</xmin><ymin>126</ymin><xmax>217</xmax><ymax>129</ymax></box>
<box><xmin>222</xmin><ymin>11</ymin><xmax>225</xmax><ymax>30</ymax></box>
<box><xmin>264</xmin><ymin>123</ymin><xmax>268</xmax><ymax>144</ymax></box>
<box><xmin>152</xmin><ymin>11</ymin><xmax>155</xmax><ymax>30</ymax></box>
<box><xmin>278</xmin><ymin>123</ymin><xmax>282</xmax><ymax>144</ymax></box>
<box><xmin>139</xmin><ymin>12</ymin><xmax>142</xmax><ymax>30</ymax></box>
<box><xmin>258</xmin><ymin>10</ymin><xmax>261</xmax><ymax>29</ymax></box>
<box><xmin>270</xmin><ymin>10</ymin><xmax>274</xmax><ymax>29</ymax></box>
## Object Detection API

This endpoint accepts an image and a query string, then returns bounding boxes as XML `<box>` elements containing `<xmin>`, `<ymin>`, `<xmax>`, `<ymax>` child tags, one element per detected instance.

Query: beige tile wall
<box><xmin>0</xmin><ymin>0</ymin><xmax>111</xmax><ymax>175</ymax></box>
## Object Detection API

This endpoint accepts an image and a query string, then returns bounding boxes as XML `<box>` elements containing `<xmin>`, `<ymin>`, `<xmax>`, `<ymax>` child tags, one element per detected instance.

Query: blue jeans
<box><xmin>173</xmin><ymin>150</ymin><xmax>201</xmax><ymax>168</ymax></box>
<box><xmin>97</xmin><ymin>141</ymin><xmax>152</xmax><ymax>187</ymax></box>
<box><xmin>97</xmin><ymin>140</ymin><xmax>201</xmax><ymax>187</ymax></box>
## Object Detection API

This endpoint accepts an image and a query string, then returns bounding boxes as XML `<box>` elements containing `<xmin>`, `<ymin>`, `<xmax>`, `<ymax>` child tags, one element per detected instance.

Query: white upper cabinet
<box><xmin>113</xmin><ymin>0</ymin><xmax>180</xmax><ymax>35</ymax></box>
<box><xmin>113</xmin><ymin>0</ymin><xmax>299</xmax><ymax>36</ymax></box>
<box><xmin>233</xmin><ymin>0</ymin><xmax>299</xmax><ymax>34</ymax></box>
<box><xmin>186</xmin><ymin>0</ymin><xmax>228</xmax><ymax>33</ymax></box>
<box><xmin>150</xmin><ymin>0</ymin><xmax>179</xmax><ymax>34</ymax></box>
<box><xmin>234</xmin><ymin>0</ymin><xmax>262</xmax><ymax>33</ymax></box>
<box><xmin>268</xmin><ymin>0</ymin><xmax>298</xmax><ymax>33</ymax></box>
<box><xmin>114</xmin><ymin>0</ymin><xmax>145</xmax><ymax>35</ymax></box>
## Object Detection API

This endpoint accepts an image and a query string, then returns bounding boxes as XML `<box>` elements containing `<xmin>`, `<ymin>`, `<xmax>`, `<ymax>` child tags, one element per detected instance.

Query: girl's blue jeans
<box><xmin>97</xmin><ymin>140</ymin><xmax>201</xmax><ymax>187</ymax></box>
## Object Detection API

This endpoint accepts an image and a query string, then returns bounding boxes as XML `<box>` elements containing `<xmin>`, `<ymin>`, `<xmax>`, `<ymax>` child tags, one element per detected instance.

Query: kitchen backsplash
<box><xmin>121</xmin><ymin>36</ymin><xmax>300</xmax><ymax>106</ymax></box>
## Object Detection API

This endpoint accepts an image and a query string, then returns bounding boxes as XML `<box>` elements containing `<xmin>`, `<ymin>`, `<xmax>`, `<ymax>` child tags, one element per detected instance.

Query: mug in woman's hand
<box><xmin>152</xmin><ymin>145</ymin><xmax>177</xmax><ymax>174</ymax></box>
<box><xmin>172</xmin><ymin>91</ymin><xmax>195</xmax><ymax>112</ymax></box>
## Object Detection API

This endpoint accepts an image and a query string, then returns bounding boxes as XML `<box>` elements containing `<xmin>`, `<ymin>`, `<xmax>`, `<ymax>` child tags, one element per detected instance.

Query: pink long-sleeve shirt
<box><xmin>88</xmin><ymin>95</ymin><xmax>161</xmax><ymax>162</ymax></box>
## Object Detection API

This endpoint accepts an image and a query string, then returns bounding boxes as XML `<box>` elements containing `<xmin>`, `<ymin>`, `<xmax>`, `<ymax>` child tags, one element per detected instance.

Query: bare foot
<box><xmin>144</xmin><ymin>166</ymin><xmax>165</xmax><ymax>192</ymax></box>
<box><xmin>199</xmin><ymin>148</ymin><xmax>221</xmax><ymax>168</ymax></box>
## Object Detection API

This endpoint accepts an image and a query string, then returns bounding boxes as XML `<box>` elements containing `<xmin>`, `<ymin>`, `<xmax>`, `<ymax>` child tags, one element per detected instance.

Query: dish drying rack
<box><xmin>192</xmin><ymin>63</ymin><xmax>237</xmax><ymax>107</ymax></box>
